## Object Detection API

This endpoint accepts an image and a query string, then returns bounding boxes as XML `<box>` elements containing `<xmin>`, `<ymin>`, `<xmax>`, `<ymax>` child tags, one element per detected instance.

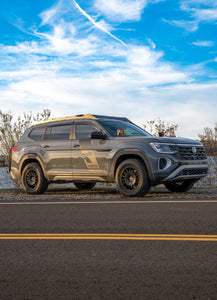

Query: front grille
<box><xmin>176</xmin><ymin>168</ymin><xmax>208</xmax><ymax>177</ymax></box>
<box><xmin>169</xmin><ymin>145</ymin><xmax>207</xmax><ymax>161</ymax></box>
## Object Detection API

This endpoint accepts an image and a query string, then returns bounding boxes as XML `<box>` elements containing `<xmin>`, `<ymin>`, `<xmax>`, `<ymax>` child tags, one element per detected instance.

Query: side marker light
<box><xmin>12</xmin><ymin>146</ymin><xmax>19</xmax><ymax>152</ymax></box>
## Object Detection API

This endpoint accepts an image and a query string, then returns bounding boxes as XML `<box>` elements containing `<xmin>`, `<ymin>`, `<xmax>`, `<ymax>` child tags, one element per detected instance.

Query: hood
<box><xmin>145</xmin><ymin>136</ymin><xmax>201</xmax><ymax>145</ymax></box>
<box><xmin>119</xmin><ymin>136</ymin><xmax>202</xmax><ymax>145</ymax></box>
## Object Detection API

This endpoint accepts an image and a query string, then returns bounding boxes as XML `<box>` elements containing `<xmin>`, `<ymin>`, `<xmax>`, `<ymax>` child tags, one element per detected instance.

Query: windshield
<box><xmin>99</xmin><ymin>120</ymin><xmax>151</xmax><ymax>137</ymax></box>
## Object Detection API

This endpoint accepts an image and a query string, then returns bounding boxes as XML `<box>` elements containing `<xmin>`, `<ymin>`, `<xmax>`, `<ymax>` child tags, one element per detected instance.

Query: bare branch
<box><xmin>0</xmin><ymin>109</ymin><xmax>51</xmax><ymax>163</ymax></box>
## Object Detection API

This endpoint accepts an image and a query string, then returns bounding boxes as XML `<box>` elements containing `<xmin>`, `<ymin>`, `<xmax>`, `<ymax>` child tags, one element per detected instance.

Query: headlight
<box><xmin>150</xmin><ymin>143</ymin><xmax>177</xmax><ymax>154</ymax></box>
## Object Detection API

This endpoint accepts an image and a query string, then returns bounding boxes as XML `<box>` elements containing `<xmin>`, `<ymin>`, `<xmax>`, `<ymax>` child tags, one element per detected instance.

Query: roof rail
<box><xmin>34</xmin><ymin>114</ymin><xmax>131</xmax><ymax>125</ymax></box>
<box><xmin>34</xmin><ymin>114</ymin><xmax>97</xmax><ymax>125</ymax></box>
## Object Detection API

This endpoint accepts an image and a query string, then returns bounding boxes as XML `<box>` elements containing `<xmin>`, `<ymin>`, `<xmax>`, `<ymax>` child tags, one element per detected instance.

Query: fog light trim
<box><xmin>158</xmin><ymin>158</ymin><xmax>172</xmax><ymax>170</ymax></box>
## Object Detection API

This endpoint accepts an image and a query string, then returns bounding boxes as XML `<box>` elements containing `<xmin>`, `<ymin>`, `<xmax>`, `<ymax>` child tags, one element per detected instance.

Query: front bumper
<box><xmin>162</xmin><ymin>164</ymin><xmax>208</xmax><ymax>182</ymax></box>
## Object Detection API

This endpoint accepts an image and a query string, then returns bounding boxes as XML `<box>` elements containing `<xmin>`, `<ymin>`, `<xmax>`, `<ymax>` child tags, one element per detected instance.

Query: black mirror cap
<box><xmin>90</xmin><ymin>131</ymin><xmax>106</xmax><ymax>140</ymax></box>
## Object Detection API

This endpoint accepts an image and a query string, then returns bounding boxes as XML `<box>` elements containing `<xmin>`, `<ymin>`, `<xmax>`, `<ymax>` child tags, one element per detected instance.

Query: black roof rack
<box><xmin>80</xmin><ymin>114</ymin><xmax>131</xmax><ymax>122</ymax></box>
<box><xmin>35</xmin><ymin>114</ymin><xmax>131</xmax><ymax>125</ymax></box>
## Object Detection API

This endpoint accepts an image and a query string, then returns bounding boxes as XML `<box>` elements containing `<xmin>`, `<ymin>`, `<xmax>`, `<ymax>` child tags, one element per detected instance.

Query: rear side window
<box><xmin>44</xmin><ymin>125</ymin><xmax>72</xmax><ymax>140</ymax></box>
<box><xmin>29</xmin><ymin>127</ymin><xmax>46</xmax><ymax>140</ymax></box>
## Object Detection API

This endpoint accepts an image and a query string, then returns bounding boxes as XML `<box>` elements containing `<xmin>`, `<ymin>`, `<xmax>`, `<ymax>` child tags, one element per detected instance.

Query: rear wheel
<box><xmin>115</xmin><ymin>159</ymin><xmax>150</xmax><ymax>197</ymax></box>
<box><xmin>164</xmin><ymin>179</ymin><xmax>196</xmax><ymax>193</ymax></box>
<box><xmin>22</xmin><ymin>162</ymin><xmax>48</xmax><ymax>194</ymax></box>
<box><xmin>74</xmin><ymin>182</ymin><xmax>96</xmax><ymax>190</ymax></box>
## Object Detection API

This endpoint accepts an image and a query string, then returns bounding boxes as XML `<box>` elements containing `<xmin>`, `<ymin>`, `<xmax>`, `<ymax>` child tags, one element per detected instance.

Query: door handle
<box><xmin>42</xmin><ymin>145</ymin><xmax>50</xmax><ymax>149</ymax></box>
<box><xmin>73</xmin><ymin>144</ymin><xmax>80</xmax><ymax>148</ymax></box>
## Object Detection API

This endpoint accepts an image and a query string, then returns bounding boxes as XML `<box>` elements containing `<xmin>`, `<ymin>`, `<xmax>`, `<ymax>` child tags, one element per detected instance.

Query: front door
<box><xmin>72</xmin><ymin>122</ymin><xmax>109</xmax><ymax>181</ymax></box>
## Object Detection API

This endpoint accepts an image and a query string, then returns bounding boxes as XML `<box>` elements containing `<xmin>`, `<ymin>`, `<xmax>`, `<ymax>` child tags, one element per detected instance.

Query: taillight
<box><xmin>12</xmin><ymin>146</ymin><xmax>19</xmax><ymax>152</ymax></box>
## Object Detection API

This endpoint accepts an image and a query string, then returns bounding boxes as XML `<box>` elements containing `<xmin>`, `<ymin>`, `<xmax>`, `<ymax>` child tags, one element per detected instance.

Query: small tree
<box><xmin>0</xmin><ymin>109</ymin><xmax>51</xmax><ymax>163</ymax></box>
<box><xmin>198</xmin><ymin>124</ymin><xmax>217</xmax><ymax>186</ymax></box>
<box><xmin>144</xmin><ymin>118</ymin><xmax>178</xmax><ymax>137</ymax></box>
<box><xmin>198</xmin><ymin>123</ymin><xmax>217</xmax><ymax>156</ymax></box>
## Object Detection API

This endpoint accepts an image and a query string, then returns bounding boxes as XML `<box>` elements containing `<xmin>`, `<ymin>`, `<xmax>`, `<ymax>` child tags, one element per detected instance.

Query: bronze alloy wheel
<box><xmin>116</xmin><ymin>159</ymin><xmax>150</xmax><ymax>197</ymax></box>
<box><xmin>24</xmin><ymin>168</ymin><xmax>38</xmax><ymax>189</ymax></box>
<box><xmin>121</xmin><ymin>167</ymin><xmax>140</xmax><ymax>190</ymax></box>
<box><xmin>22</xmin><ymin>162</ymin><xmax>48</xmax><ymax>194</ymax></box>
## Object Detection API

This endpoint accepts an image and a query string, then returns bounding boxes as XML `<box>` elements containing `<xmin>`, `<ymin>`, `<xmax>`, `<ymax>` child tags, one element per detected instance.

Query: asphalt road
<box><xmin>0</xmin><ymin>187</ymin><xmax>217</xmax><ymax>299</ymax></box>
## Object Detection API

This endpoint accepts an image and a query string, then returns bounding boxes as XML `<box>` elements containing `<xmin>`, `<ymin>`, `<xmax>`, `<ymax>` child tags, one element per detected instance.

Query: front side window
<box><xmin>44</xmin><ymin>125</ymin><xmax>72</xmax><ymax>140</ymax></box>
<box><xmin>76</xmin><ymin>124</ymin><xmax>96</xmax><ymax>139</ymax></box>
<box><xmin>98</xmin><ymin>120</ymin><xmax>151</xmax><ymax>137</ymax></box>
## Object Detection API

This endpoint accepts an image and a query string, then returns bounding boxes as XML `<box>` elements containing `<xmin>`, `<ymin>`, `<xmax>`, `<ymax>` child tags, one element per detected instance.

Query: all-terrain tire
<box><xmin>22</xmin><ymin>162</ymin><xmax>48</xmax><ymax>194</ymax></box>
<box><xmin>115</xmin><ymin>159</ymin><xmax>150</xmax><ymax>197</ymax></box>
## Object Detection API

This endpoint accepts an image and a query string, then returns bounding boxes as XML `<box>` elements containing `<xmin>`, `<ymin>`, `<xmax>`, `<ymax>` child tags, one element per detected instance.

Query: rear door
<box><xmin>40</xmin><ymin>123</ymin><xmax>73</xmax><ymax>181</ymax></box>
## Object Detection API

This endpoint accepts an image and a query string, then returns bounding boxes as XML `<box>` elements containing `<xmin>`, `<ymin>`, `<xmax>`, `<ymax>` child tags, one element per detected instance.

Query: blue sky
<box><xmin>0</xmin><ymin>0</ymin><xmax>217</xmax><ymax>138</ymax></box>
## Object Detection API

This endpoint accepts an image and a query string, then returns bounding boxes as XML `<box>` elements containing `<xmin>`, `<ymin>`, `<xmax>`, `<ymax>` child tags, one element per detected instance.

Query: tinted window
<box><xmin>44</xmin><ymin>125</ymin><xmax>72</xmax><ymax>140</ymax></box>
<box><xmin>98</xmin><ymin>120</ymin><xmax>151</xmax><ymax>137</ymax></box>
<box><xmin>29</xmin><ymin>127</ymin><xmax>46</xmax><ymax>140</ymax></box>
<box><xmin>76</xmin><ymin>124</ymin><xmax>96</xmax><ymax>139</ymax></box>
<box><xmin>44</xmin><ymin>127</ymin><xmax>51</xmax><ymax>140</ymax></box>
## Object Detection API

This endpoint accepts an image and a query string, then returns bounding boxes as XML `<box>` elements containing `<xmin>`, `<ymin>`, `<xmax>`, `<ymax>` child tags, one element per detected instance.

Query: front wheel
<box><xmin>22</xmin><ymin>162</ymin><xmax>48</xmax><ymax>194</ymax></box>
<box><xmin>115</xmin><ymin>159</ymin><xmax>150</xmax><ymax>197</ymax></box>
<box><xmin>164</xmin><ymin>179</ymin><xmax>197</xmax><ymax>193</ymax></box>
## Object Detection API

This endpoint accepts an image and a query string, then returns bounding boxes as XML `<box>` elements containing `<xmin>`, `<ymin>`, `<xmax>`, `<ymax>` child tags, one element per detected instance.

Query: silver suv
<box><xmin>8</xmin><ymin>114</ymin><xmax>208</xmax><ymax>196</ymax></box>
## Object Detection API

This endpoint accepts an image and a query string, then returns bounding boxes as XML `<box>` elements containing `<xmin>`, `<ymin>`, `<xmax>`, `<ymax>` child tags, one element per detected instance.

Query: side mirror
<box><xmin>89</xmin><ymin>131</ymin><xmax>106</xmax><ymax>140</ymax></box>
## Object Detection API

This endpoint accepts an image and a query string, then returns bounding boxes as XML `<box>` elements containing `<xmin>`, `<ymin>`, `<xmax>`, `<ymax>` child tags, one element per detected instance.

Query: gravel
<box><xmin>0</xmin><ymin>185</ymin><xmax>217</xmax><ymax>202</ymax></box>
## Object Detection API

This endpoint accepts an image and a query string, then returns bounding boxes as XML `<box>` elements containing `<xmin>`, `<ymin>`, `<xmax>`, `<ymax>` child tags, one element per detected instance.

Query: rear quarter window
<box><xmin>29</xmin><ymin>127</ymin><xmax>46</xmax><ymax>140</ymax></box>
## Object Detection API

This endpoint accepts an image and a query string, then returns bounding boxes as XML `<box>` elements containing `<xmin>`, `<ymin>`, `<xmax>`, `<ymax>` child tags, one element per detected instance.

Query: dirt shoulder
<box><xmin>0</xmin><ymin>185</ymin><xmax>216</xmax><ymax>201</ymax></box>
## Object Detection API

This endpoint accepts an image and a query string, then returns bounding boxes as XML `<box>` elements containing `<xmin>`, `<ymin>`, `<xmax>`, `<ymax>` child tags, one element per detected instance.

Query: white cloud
<box><xmin>40</xmin><ymin>2</ymin><xmax>62</xmax><ymax>26</ymax></box>
<box><xmin>163</xmin><ymin>19</ymin><xmax>199</xmax><ymax>32</ymax></box>
<box><xmin>136</xmin><ymin>82</ymin><xmax>217</xmax><ymax>138</ymax></box>
<box><xmin>147</xmin><ymin>38</ymin><xmax>156</xmax><ymax>49</ymax></box>
<box><xmin>0</xmin><ymin>0</ymin><xmax>216</xmax><ymax>140</ymax></box>
<box><xmin>192</xmin><ymin>8</ymin><xmax>217</xmax><ymax>21</ymax></box>
<box><xmin>94</xmin><ymin>0</ymin><xmax>148</xmax><ymax>22</ymax></box>
<box><xmin>94</xmin><ymin>19</ymin><xmax>114</xmax><ymax>33</ymax></box>
<box><xmin>180</xmin><ymin>0</ymin><xmax>217</xmax><ymax>9</ymax></box>
<box><xmin>2</xmin><ymin>71</ymin><xmax>216</xmax><ymax>139</ymax></box>
<box><xmin>166</xmin><ymin>1</ymin><xmax>217</xmax><ymax>31</ymax></box>
<box><xmin>192</xmin><ymin>40</ymin><xmax>214</xmax><ymax>47</ymax></box>
<box><xmin>1</xmin><ymin>34</ymin><xmax>97</xmax><ymax>57</ymax></box>
<box><xmin>0</xmin><ymin>26</ymin><xmax>205</xmax><ymax>140</ymax></box>
<box><xmin>181</xmin><ymin>2</ymin><xmax>217</xmax><ymax>22</ymax></box>
<box><xmin>184</xmin><ymin>0</ymin><xmax>217</xmax><ymax>4</ymax></box>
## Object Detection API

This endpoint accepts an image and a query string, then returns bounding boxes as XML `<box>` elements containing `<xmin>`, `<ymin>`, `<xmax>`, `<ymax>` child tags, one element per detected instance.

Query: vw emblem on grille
<box><xmin>192</xmin><ymin>146</ymin><xmax>197</xmax><ymax>154</ymax></box>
